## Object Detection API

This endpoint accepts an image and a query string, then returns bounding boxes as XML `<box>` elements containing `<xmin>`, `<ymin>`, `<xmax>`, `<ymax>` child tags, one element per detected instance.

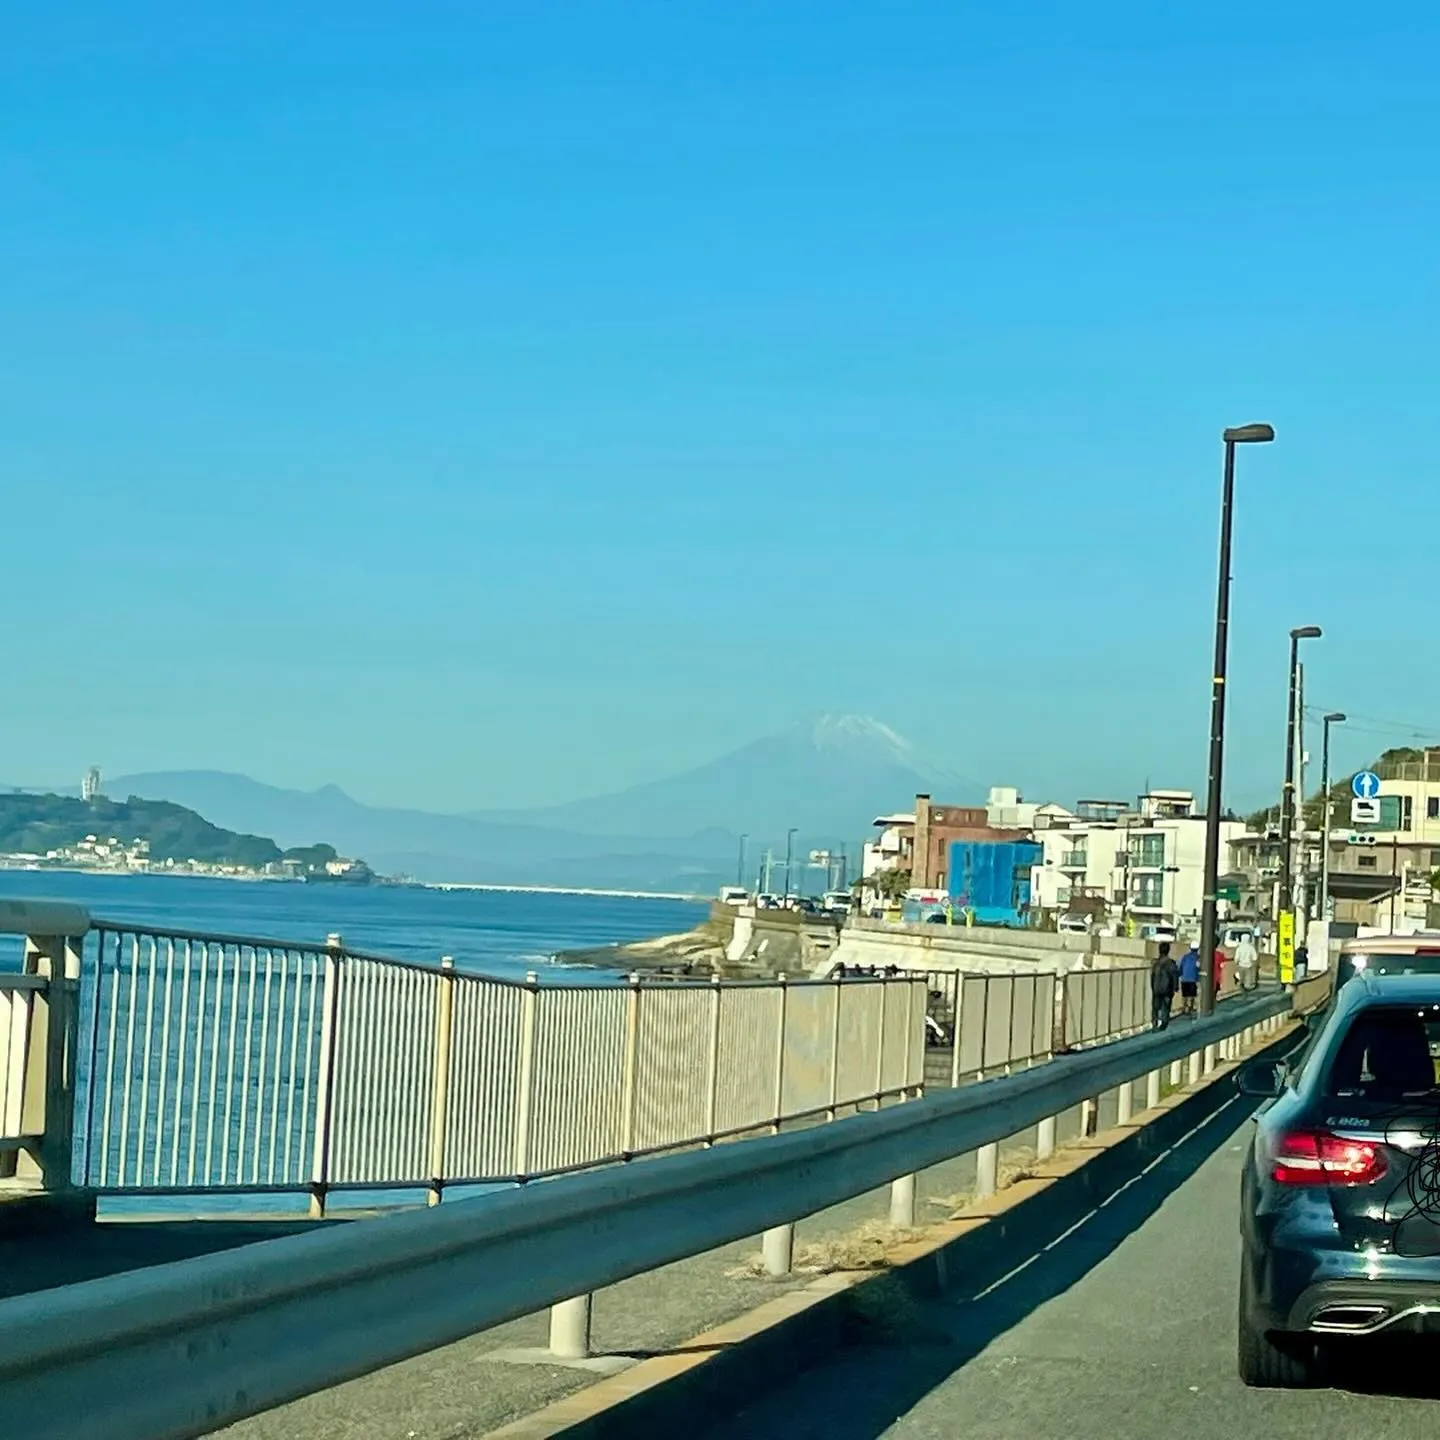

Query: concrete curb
<box><xmin>483</xmin><ymin>1020</ymin><xmax>1303</xmax><ymax>1439</ymax></box>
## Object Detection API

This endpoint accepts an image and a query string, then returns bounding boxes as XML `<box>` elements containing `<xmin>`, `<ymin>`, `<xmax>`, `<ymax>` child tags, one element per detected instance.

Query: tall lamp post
<box><xmin>1318</xmin><ymin>712</ymin><xmax>1346</xmax><ymax>925</ymax></box>
<box><xmin>783</xmin><ymin>827</ymin><xmax>798</xmax><ymax>901</ymax></box>
<box><xmin>1198</xmin><ymin>423</ymin><xmax>1275</xmax><ymax>1016</ymax></box>
<box><xmin>736</xmin><ymin>833</ymin><xmax>749</xmax><ymax>889</ymax></box>
<box><xmin>1278</xmin><ymin>625</ymin><xmax>1323</xmax><ymax>974</ymax></box>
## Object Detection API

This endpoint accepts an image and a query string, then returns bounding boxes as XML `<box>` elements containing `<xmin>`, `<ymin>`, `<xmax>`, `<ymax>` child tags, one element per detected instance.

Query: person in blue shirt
<box><xmin>1178</xmin><ymin>944</ymin><xmax>1201</xmax><ymax>1016</ymax></box>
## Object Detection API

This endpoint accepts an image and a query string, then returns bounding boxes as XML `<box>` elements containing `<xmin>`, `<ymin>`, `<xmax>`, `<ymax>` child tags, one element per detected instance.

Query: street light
<box><xmin>1279</xmin><ymin>625</ymin><xmax>1323</xmax><ymax>968</ymax></box>
<box><xmin>783</xmin><ymin>827</ymin><xmax>798</xmax><ymax>900</ymax></box>
<box><xmin>1198</xmin><ymin>422</ymin><xmax>1275</xmax><ymax>1016</ymax></box>
<box><xmin>736</xmin><ymin>833</ymin><xmax>749</xmax><ymax>889</ymax></box>
<box><xmin>1318</xmin><ymin>713</ymin><xmax>1346</xmax><ymax>925</ymax></box>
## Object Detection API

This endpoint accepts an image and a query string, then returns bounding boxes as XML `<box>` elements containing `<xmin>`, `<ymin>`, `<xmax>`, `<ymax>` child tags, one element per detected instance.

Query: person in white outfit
<box><xmin>1234</xmin><ymin>933</ymin><xmax>1259</xmax><ymax>991</ymax></box>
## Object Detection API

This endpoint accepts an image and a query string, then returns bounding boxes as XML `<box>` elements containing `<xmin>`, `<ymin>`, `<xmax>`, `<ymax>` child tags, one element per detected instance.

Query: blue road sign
<box><xmin>1352</xmin><ymin>770</ymin><xmax>1381</xmax><ymax>800</ymax></box>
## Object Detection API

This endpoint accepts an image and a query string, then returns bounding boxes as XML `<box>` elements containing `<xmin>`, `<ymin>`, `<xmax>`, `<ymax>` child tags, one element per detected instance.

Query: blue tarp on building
<box><xmin>947</xmin><ymin>839</ymin><xmax>1042</xmax><ymax>927</ymax></box>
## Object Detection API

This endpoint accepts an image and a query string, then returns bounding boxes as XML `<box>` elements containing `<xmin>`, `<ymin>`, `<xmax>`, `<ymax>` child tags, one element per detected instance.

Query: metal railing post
<box><xmin>1081</xmin><ymin>1097</ymin><xmax>1098</xmax><ymax>1137</ymax></box>
<box><xmin>826</xmin><ymin>974</ymin><xmax>842</xmax><ymax>1121</ymax></box>
<box><xmin>549</xmin><ymin>1294</ymin><xmax>593</xmax><ymax>1360</ymax></box>
<box><xmin>620</xmin><ymin>974</ymin><xmax>641</xmax><ymax>1154</ymax></box>
<box><xmin>513</xmin><ymin>972</ymin><xmax>539</xmax><ymax>1176</ymax></box>
<box><xmin>1169</xmin><ymin>1058</ymin><xmax>1182</xmax><ymax>1088</ymax></box>
<box><xmin>1187</xmin><ymin>1049</ymin><xmax>1202</xmax><ymax>1086</ymax></box>
<box><xmin>705</xmin><ymin>975</ymin><xmax>722</xmax><ymax>1144</ymax></box>
<box><xmin>1116</xmin><ymin>1078</ymin><xmax>1134</xmax><ymax>1126</ymax></box>
<box><xmin>949</xmin><ymin>976</ymin><xmax>964</xmax><ymax>1088</ymax></box>
<box><xmin>1203</xmin><ymin>1043</ymin><xmax>1217</xmax><ymax>1075</ymax></box>
<box><xmin>308</xmin><ymin>937</ymin><xmax>344</xmax><ymax>1219</ymax></box>
<box><xmin>1146</xmin><ymin>1068</ymin><xmax>1162</xmax><ymax>1110</ymax></box>
<box><xmin>872</xmin><ymin>976</ymin><xmax>888</xmax><ymax>1105</ymax></box>
<box><xmin>426</xmin><ymin>957</ymin><xmax>455</xmax><ymax>1207</ymax></box>
<box><xmin>771</xmin><ymin>973</ymin><xmax>788</xmax><ymax>1132</ymax></box>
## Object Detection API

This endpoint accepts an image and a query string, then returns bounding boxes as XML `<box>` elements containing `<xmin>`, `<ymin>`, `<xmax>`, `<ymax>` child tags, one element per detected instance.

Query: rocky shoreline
<box><xmin>554</xmin><ymin>923</ymin><xmax>730</xmax><ymax>977</ymax></box>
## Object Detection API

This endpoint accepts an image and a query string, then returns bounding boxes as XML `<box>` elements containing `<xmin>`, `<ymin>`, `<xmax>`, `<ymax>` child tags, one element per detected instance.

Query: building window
<box><xmin>1130</xmin><ymin>834</ymin><xmax>1166</xmax><ymax>868</ymax></box>
<box><xmin>1134</xmin><ymin>874</ymin><xmax>1164</xmax><ymax>907</ymax></box>
<box><xmin>1428</xmin><ymin>797</ymin><xmax>1439</xmax><ymax>821</ymax></box>
<box><xmin>1431</xmin><ymin>849</ymin><xmax>1440</xmax><ymax>867</ymax></box>
<box><xmin>1357</xmin><ymin>854</ymin><xmax>1377</xmax><ymax>869</ymax></box>
<box><xmin>1403</xmin><ymin>796</ymin><xmax>1414</xmax><ymax>832</ymax></box>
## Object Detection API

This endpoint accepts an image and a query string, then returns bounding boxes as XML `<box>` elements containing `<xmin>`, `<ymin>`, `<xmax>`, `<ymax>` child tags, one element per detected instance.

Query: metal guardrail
<box><xmin>0</xmin><ymin>990</ymin><xmax>1293</xmax><ymax>1439</ymax></box>
<box><xmin>75</xmin><ymin>921</ymin><xmax>928</xmax><ymax>1208</ymax></box>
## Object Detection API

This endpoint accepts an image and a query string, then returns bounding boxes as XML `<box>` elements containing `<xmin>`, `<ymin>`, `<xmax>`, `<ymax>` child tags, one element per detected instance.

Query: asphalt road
<box><xmin>701</xmin><ymin>1098</ymin><xmax>1440</xmax><ymax>1440</ymax></box>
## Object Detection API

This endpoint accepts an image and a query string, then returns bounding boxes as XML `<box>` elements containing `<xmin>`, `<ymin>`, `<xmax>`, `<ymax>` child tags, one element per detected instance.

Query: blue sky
<box><xmin>3</xmin><ymin>2</ymin><xmax>1436</xmax><ymax>812</ymax></box>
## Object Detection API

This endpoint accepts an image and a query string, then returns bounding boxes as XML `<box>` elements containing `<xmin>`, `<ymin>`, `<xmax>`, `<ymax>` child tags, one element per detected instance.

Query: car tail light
<box><xmin>1272</xmin><ymin>1130</ymin><xmax>1388</xmax><ymax>1186</ymax></box>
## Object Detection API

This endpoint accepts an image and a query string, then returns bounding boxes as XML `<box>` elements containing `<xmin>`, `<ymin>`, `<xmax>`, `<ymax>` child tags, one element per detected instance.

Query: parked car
<box><xmin>1235</xmin><ymin>972</ymin><xmax>1440</xmax><ymax>1387</ymax></box>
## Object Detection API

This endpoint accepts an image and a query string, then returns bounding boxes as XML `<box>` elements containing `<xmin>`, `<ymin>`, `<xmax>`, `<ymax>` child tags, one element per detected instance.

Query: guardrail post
<box><xmin>1203</xmin><ymin>1043</ymin><xmax>1217</xmax><ymax>1075</ymax></box>
<box><xmin>1187</xmin><ymin>1049</ymin><xmax>1202</xmax><ymax>1086</ymax></box>
<box><xmin>705</xmin><ymin>975</ymin><xmax>723</xmax><ymax>1144</ymax></box>
<box><xmin>762</xmin><ymin>1221</ymin><xmax>794</xmax><ymax>1276</ymax></box>
<box><xmin>308</xmin><ymin>937</ymin><xmax>344</xmax><ymax>1219</ymax></box>
<box><xmin>1169</xmin><ymin>1059</ymin><xmax>1182</xmax><ymax>1088</ymax></box>
<box><xmin>1036</xmin><ymin>1113</ymin><xmax>1057</xmax><ymax>1160</ymax></box>
<box><xmin>889</xmin><ymin>1170</ymin><xmax>916</xmax><ymax>1228</ymax></box>
<box><xmin>1116</xmin><ymin>1078</ymin><xmax>1134</xmax><ymax>1126</ymax></box>
<box><xmin>621</xmin><ymin>974</ymin><xmax>641</xmax><ymax>1153</ymax></box>
<box><xmin>426</xmin><ymin>957</ymin><xmax>455</xmax><ymax>1207</ymax></box>
<box><xmin>1080</xmin><ymin>1097</ymin><xmax>1098</xmax><ymax>1137</ymax></box>
<box><xmin>1146</xmin><ymin>1068</ymin><xmax>1161</xmax><ymax>1110</ymax></box>
<box><xmin>975</xmin><ymin>1141</ymin><xmax>999</xmax><ymax>1198</ymax></box>
<box><xmin>549</xmin><ymin>1294</ymin><xmax>593</xmax><ymax>1360</ymax></box>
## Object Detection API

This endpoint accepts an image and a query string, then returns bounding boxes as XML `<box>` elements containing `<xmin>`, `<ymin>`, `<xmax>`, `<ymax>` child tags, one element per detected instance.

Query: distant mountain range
<box><xmin>68</xmin><ymin>714</ymin><xmax>977</xmax><ymax>893</ymax></box>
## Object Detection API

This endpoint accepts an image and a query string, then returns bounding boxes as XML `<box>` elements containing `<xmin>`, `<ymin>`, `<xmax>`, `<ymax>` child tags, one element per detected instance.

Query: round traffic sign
<box><xmin>1352</xmin><ymin>770</ymin><xmax>1381</xmax><ymax>800</ymax></box>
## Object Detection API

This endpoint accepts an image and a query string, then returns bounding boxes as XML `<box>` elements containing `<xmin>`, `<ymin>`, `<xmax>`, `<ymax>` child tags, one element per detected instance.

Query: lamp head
<box><xmin>1223</xmin><ymin>423</ymin><xmax>1275</xmax><ymax>444</ymax></box>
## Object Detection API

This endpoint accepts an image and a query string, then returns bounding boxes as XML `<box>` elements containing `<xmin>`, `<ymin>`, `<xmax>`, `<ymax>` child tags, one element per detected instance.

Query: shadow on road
<box><xmin>710</xmin><ymin>1095</ymin><xmax>1256</xmax><ymax>1440</ymax></box>
<box><xmin>0</xmin><ymin>1218</ymin><xmax>329</xmax><ymax>1303</ymax></box>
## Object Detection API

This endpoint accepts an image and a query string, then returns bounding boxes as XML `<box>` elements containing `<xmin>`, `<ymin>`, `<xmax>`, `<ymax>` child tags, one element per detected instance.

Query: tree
<box><xmin>871</xmin><ymin>867</ymin><xmax>912</xmax><ymax>903</ymax></box>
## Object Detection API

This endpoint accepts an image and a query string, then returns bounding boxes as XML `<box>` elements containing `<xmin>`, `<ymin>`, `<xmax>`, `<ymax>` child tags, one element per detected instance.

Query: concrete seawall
<box><xmin>830</xmin><ymin>918</ymin><xmax>1152</xmax><ymax>978</ymax></box>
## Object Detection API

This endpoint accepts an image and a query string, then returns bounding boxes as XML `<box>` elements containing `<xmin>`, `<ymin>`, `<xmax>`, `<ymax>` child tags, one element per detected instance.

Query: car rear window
<box><xmin>1324</xmin><ymin>1004</ymin><xmax>1440</xmax><ymax>1099</ymax></box>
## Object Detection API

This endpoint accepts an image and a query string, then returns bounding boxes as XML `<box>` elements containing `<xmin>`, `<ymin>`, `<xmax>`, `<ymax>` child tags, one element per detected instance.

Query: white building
<box><xmin>1030</xmin><ymin>790</ymin><xmax>1247</xmax><ymax>935</ymax></box>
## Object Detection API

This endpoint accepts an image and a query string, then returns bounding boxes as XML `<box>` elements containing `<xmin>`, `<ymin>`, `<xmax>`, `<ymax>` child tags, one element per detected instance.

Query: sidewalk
<box><xmin>212</xmin><ymin>1091</ymin><xmax>1122</xmax><ymax>1440</ymax></box>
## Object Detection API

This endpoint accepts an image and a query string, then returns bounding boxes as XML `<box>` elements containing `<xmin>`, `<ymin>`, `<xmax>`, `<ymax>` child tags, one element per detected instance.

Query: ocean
<box><xmin>0</xmin><ymin>870</ymin><xmax>707</xmax><ymax>980</ymax></box>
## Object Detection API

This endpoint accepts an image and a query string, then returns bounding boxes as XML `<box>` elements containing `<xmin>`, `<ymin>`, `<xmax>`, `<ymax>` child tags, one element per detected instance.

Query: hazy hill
<box><xmin>102</xmin><ymin>714</ymin><xmax>970</xmax><ymax>890</ymax></box>
<box><xmin>476</xmin><ymin>714</ymin><xmax>980</xmax><ymax>838</ymax></box>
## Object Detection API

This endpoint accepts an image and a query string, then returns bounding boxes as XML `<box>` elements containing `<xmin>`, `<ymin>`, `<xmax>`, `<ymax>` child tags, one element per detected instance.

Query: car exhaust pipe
<box><xmin>1310</xmin><ymin>1304</ymin><xmax>1389</xmax><ymax>1332</ymax></box>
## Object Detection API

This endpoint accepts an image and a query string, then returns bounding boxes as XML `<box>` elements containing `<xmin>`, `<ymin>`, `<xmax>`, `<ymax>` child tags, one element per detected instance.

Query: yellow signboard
<box><xmin>1278</xmin><ymin>910</ymin><xmax>1295</xmax><ymax>985</ymax></box>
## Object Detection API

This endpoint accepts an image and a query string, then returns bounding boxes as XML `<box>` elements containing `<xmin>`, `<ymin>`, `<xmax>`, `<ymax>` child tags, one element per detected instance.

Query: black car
<box><xmin>1236</xmin><ymin>973</ymin><xmax>1440</xmax><ymax>1387</ymax></box>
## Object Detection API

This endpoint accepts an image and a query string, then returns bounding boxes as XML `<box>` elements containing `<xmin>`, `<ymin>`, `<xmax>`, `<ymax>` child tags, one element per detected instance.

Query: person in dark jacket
<box><xmin>1150</xmin><ymin>942</ymin><xmax>1179</xmax><ymax>1030</ymax></box>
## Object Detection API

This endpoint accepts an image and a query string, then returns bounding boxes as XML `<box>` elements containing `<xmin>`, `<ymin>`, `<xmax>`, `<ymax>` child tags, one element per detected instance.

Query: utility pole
<box><xmin>736</xmin><ymin>833</ymin><xmax>748</xmax><ymax>888</ymax></box>
<box><xmin>1318</xmin><ymin>713</ymin><xmax>1345</xmax><ymax>925</ymax></box>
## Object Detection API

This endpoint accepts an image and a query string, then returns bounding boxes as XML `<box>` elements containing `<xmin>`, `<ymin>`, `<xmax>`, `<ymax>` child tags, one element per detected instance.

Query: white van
<box><xmin>717</xmin><ymin>886</ymin><xmax>749</xmax><ymax>905</ymax></box>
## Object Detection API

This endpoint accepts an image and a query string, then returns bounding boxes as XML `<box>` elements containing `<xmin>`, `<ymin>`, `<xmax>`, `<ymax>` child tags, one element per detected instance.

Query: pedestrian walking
<box><xmin>1213</xmin><ymin>943</ymin><xmax>1227</xmax><ymax>999</ymax></box>
<box><xmin>1234</xmin><ymin>932</ymin><xmax>1258</xmax><ymax>991</ymax></box>
<box><xmin>1150</xmin><ymin>941</ymin><xmax>1179</xmax><ymax>1030</ymax></box>
<box><xmin>1178</xmin><ymin>944</ymin><xmax>1201</xmax><ymax>1016</ymax></box>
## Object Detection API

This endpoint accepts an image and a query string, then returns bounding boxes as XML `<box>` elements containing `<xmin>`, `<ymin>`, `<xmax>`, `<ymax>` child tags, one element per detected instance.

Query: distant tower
<box><xmin>82</xmin><ymin>767</ymin><xmax>102</xmax><ymax>802</ymax></box>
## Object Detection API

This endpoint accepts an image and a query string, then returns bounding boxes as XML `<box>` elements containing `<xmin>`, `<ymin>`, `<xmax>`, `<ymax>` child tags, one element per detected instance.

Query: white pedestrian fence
<box><xmin>74</xmin><ymin>924</ymin><xmax>930</xmax><ymax>1209</ymax></box>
